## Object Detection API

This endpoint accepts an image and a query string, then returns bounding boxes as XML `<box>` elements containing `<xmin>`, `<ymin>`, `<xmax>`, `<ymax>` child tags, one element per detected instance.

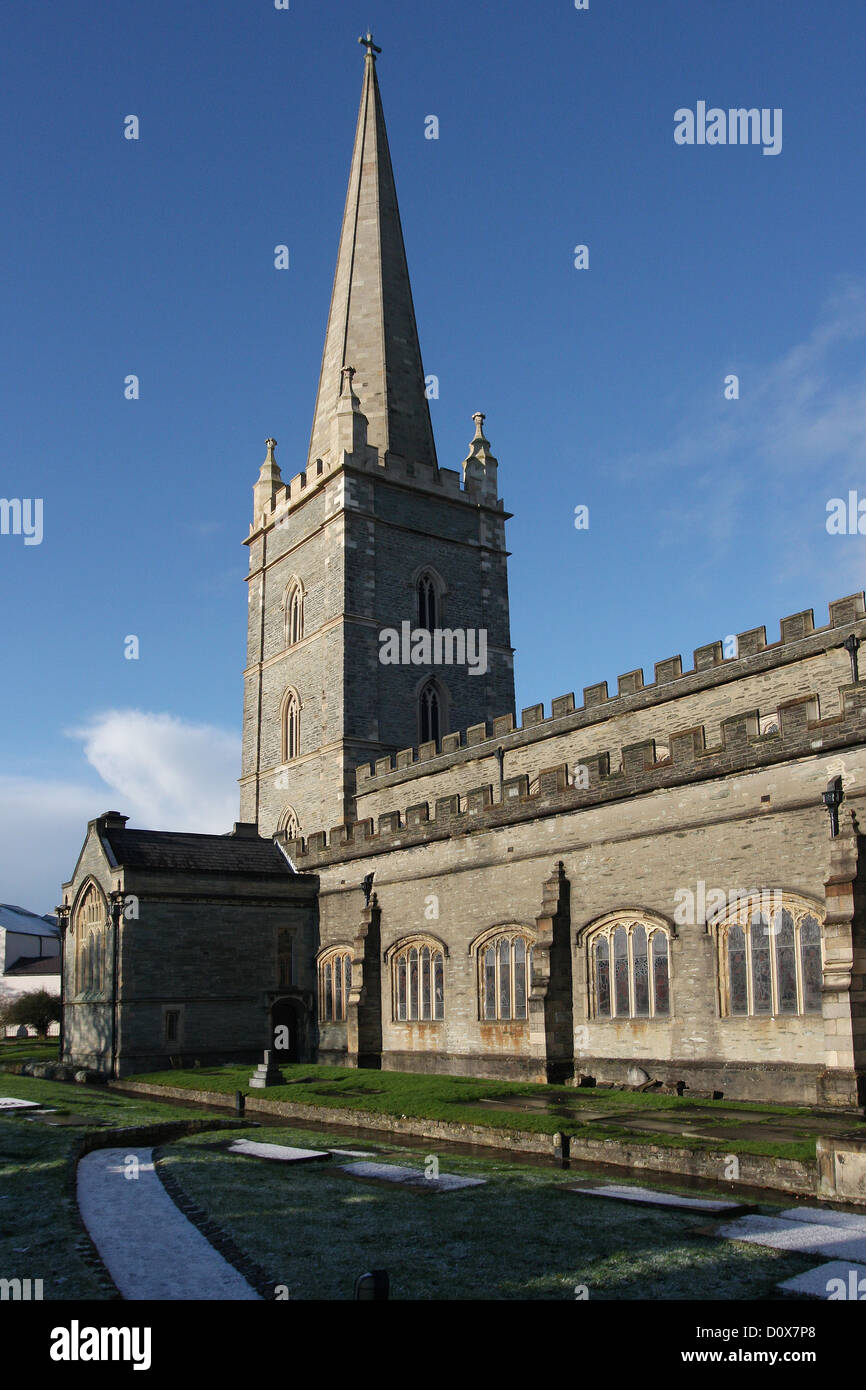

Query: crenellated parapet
<box><xmin>246</xmin><ymin>410</ymin><xmax>506</xmax><ymax>545</ymax></box>
<box><xmin>355</xmin><ymin>592</ymin><xmax>866</xmax><ymax>794</ymax></box>
<box><xmin>283</xmin><ymin>677</ymin><xmax>866</xmax><ymax>868</ymax></box>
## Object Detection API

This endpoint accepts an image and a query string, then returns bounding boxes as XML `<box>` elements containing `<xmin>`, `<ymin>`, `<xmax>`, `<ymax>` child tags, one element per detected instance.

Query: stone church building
<box><xmin>59</xmin><ymin>41</ymin><xmax>866</xmax><ymax>1109</ymax></box>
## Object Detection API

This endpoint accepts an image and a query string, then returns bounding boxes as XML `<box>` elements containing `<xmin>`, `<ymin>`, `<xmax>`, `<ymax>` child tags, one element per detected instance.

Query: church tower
<box><xmin>240</xmin><ymin>37</ymin><xmax>515</xmax><ymax>838</ymax></box>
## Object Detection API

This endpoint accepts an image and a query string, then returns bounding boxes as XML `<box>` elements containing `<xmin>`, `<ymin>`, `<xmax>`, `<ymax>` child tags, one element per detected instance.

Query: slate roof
<box><xmin>6</xmin><ymin>955</ymin><xmax>61</xmax><ymax>976</ymax></box>
<box><xmin>0</xmin><ymin>905</ymin><xmax>59</xmax><ymax>937</ymax></box>
<box><xmin>100</xmin><ymin>828</ymin><xmax>295</xmax><ymax>876</ymax></box>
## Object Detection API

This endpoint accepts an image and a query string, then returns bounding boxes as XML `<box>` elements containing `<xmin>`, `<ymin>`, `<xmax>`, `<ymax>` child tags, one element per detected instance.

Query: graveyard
<box><xmin>3</xmin><ymin>1060</ymin><xmax>866</xmax><ymax>1301</ymax></box>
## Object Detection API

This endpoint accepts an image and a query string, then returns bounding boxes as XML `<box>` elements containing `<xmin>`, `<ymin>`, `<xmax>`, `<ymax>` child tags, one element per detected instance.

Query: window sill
<box><xmin>590</xmin><ymin>1015</ymin><xmax>671</xmax><ymax>1023</ymax></box>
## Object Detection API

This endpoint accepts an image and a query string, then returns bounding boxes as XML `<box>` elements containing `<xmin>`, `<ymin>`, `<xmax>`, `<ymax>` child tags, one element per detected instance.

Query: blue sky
<box><xmin>2</xmin><ymin>0</ymin><xmax>865</xmax><ymax>911</ymax></box>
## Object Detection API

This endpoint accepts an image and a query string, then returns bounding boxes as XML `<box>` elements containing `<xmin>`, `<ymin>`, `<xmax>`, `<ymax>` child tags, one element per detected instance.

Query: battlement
<box><xmin>355</xmin><ymin>592</ymin><xmax>866</xmax><ymax>794</ymax></box>
<box><xmin>246</xmin><ymin>439</ymin><xmax>505</xmax><ymax>544</ymax></box>
<box><xmin>284</xmin><ymin>678</ymin><xmax>866</xmax><ymax>868</ymax></box>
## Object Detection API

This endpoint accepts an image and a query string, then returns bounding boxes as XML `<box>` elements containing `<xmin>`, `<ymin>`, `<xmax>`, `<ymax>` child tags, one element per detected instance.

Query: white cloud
<box><xmin>0</xmin><ymin>711</ymin><xmax>241</xmax><ymax>916</ymax></box>
<box><xmin>69</xmin><ymin>710</ymin><xmax>240</xmax><ymax>832</ymax></box>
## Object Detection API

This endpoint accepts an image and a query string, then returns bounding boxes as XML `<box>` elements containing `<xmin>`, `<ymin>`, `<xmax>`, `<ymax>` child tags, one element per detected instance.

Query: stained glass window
<box><xmin>484</xmin><ymin>945</ymin><xmax>496</xmax><ymax>1019</ymax></box>
<box><xmin>718</xmin><ymin>898</ymin><xmax>824</xmax><ymax>1018</ymax></box>
<box><xmin>590</xmin><ymin>920</ymin><xmax>672</xmax><ymax>1019</ymax></box>
<box><xmin>728</xmin><ymin>924</ymin><xmax>748</xmax><ymax>1015</ymax></box>
<box><xmin>421</xmin><ymin>946</ymin><xmax>431</xmax><ymax>1020</ymax></box>
<box><xmin>775</xmin><ymin>910</ymin><xmax>797</xmax><ymax>1013</ymax></box>
<box><xmin>433</xmin><ymin>953</ymin><xmax>444</xmax><ymax>1020</ymax></box>
<box><xmin>750</xmin><ymin>914</ymin><xmax>772</xmax><ymax>1013</ymax></box>
<box><xmin>392</xmin><ymin>943</ymin><xmax>446</xmax><ymax>1020</ymax></box>
<box><xmin>514</xmin><ymin>937</ymin><xmax>527</xmax><ymax>1020</ymax></box>
<box><xmin>801</xmin><ymin>915</ymin><xmax>823</xmax><ymax>1012</ymax></box>
<box><xmin>478</xmin><ymin>934</ymin><xmax>534</xmax><ymax>1019</ymax></box>
<box><xmin>652</xmin><ymin>932</ymin><xmax>670</xmax><ymax>1016</ymax></box>
<box><xmin>397</xmin><ymin>954</ymin><xmax>407</xmax><ymax>1020</ymax></box>
<box><xmin>595</xmin><ymin>937</ymin><xmax>611</xmax><ymax>1017</ymax></box>
<box><xmin>499</xmin><ymin>938</ymin><xmax>511</xmax><ymax>1018</ymax></box>
<box><xmin>633</xmin><ymin>925</ymin><xmax>649</xmax><ymax>1016</ymax></box>
<box><xmin>334</xmin><ymin>955</ymin><xmax>343</xmax><ymax>1020</ymax></box>
<box><xmin>76</xmin><ymin>883</ymin><xmax>106</xmax><ymax>994</ymax></box>
<box><xmin>613</xmin><ymin>927</ymin><xmax>630</xmax><ymax>1016</ymax></box>
<box><xmin>319</xmin><ymin>950</ymin><xmax>352</xmax><ymax>1021</ymax></box>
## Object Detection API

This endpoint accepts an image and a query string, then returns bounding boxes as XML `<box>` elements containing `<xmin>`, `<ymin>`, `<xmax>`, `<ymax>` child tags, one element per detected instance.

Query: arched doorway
<box><xmin>271</xmin><ymin>997</ymin><xmax>303</xmax><ymax>1062</ymax></box>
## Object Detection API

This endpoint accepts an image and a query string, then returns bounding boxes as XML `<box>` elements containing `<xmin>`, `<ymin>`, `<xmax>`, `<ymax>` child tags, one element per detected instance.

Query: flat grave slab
<box><xmin>227</xmin><ymin>1139</ymin><xmax>331</xmax><ymax>1163</ymax></box>
<box><xmin>714</xmin><ymin>1214</ymin><xmax>866</xmax><ymax>1262</ymax></box>
<box><xmin>0</xmin><ymin>1097</ymin><xmax>42</xmax><ymax>1110</ymax></box>
<box><xmin>327</xmin><ymin>1148</ymin><xmax>383</xmax><ymax>1158</ymax></box>
<box><xmin>777</xmin><ymin>1259</ymin><xmax>866</xmax><ymax>1300</ymax></box>
<box><xmin>339</xmin><ymin>1161</ymin><xmax>486</xmax><ymax>1192</ymax></box>
<box><xmin>776</xmin><ymin>1206</ymin><xmax>866</xmax><ymax>1232</ymax></box>
<box><xmin>566</xmin><ymin>1183</ymin><xmax>753</xmax><ymax>1215</ymax></box>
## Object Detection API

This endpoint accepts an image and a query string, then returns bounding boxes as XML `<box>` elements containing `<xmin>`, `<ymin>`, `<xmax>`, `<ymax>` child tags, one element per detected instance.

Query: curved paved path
<box><xmin>77</xmin><ymin>1147</ymin><xmax>260</xmax><ymax>1300</ymax></box>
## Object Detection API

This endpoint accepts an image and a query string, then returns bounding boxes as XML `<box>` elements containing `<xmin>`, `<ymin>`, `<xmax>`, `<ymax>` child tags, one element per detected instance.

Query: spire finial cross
<box><xmin>358</xmin><ymin>31</ymin><xmax>381</xmax><ymax>57</ymax></box>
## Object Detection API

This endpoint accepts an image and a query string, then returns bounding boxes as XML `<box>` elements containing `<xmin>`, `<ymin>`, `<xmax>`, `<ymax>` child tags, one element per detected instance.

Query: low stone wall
<box><xmin>567</xmin><ymin>1134</ymin><xmax>815</xmax><ymax>1197</ymax></box>
<box><xmin>817</xmin><ymin>1134</ymin><xmax>866</xmax><ymax>1203</ymax></box>
<box><xmin>109</xmin><ymin>1079</ymin><xmax>821</xmax><ymax>1195</ymax></box>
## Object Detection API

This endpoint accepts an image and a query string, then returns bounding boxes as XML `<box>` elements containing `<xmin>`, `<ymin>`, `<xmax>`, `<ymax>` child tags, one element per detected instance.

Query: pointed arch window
<box><xmin>391</xmin><ymin>940</ymin><xmax>445</xmax><ymax>1021</ymax></box>
<box><xmin>75</xmin><ymin>882</ymin><xmax>106</xmax><ymax>995</ymax></box>
<box><xmin>477</xmin><ymin>931</ymin><xmax>535</xmax><ymax>1021</ymax></box>
<box><xmin>417</xmin><ymin>572</ymin><xmax>438</xmax><ymax>630</ymax></box>
<box><xmin>419</xmin><ymin>680</ymin><xmax>441</xmax><ymax>745</ymax></box>
<box><xmin>588</xmin><ymin>916</ymin><xmax>672</xmax><ymax>1020</ymax></box>
<box><xmin>279</xmin><ymin>806</ymin><xmax>301</xmax><ymax>840</ymax></box>
<box><xmin>319</xmin><ymin>948</ymin><xmax>353</xmax><ymax>1022</ymax></box>
<box><xmin>714</xmin><ymin>896</ymin><xmax>824</xmax><ymax>1017</ymax></box>
<box><xmin>282</xmin><ymin>691</ymin><xmax>301</xmax><ymax>762</ymax></box>
<box><xmin>285</xmin><ymin>581</ymin><xmax>304</xmax><ymax>647</ymax></box>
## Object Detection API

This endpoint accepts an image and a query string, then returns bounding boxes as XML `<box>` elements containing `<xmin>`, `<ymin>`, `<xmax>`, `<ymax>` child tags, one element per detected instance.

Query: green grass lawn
<box><xmin>0</xmin><ymin>1073</ymin><xmax>235</xmax><ymax>1300</ymax></box>
<box><xmin>129</xmin><ymin>1062</ymin><xmax>840</xmax><ymax>1161</ymax></box>
<box><xmin>0</xmin><ymin>1039</ymin><xmax>59</xmax><ymax>1066</ymax></box>
<box><xmin>155</xmin><ymin>1125</ymin><xmax>818</xmax><ymax>1300</ymax></box>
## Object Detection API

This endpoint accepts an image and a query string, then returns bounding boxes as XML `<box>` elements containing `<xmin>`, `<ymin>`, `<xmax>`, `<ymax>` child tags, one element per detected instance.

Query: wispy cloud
<box><xmin>617</xmin><ymin>279</ymin><xmax>866</xmax><ymax>583</ymax></box>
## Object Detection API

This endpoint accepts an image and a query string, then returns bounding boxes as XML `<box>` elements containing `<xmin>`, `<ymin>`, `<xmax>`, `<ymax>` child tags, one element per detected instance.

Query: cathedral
<box><xmin>59</xmin><ymin>41</ymin><xmax>866</xmax><ymax>1109</ymax></box>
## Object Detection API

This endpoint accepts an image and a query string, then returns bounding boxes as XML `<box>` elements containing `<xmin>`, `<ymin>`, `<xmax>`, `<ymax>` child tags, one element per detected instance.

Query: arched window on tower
<box><xmin>279</xmin><ymin>806</ymin><xmax>301</xmax><ymax>841</ymax></box>
<box><xmin>419</xmin><ymin>680</ymin><xmax>441</xmax><ymax>745</ymax></box>
<box><xmin>285</xmin><ymin>580</ymin><xmax>304</xmax><ymax>647</ymax></box>
<box><xmin>283</xmin><ymin>691</ymin><xmax>301</xmax><ymax>761</ymax></box>
<box><xmin>417</xmin><ymin>572</ymin><xmax>438</xmax><ymax>630</ymax></box>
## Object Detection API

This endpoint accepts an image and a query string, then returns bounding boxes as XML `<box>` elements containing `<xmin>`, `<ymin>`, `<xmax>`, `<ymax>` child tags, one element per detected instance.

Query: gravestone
<box><xmin>248</xmin><ymin>1050</ymin><xmax>284</xmax><ymax>1089</ymax></box>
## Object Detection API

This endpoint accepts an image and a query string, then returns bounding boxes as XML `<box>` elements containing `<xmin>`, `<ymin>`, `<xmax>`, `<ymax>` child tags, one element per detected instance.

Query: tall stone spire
<box><xmin>306</xmin><ymin>37</ymin><xmax>438</xmax><ymax>471</ymax></box>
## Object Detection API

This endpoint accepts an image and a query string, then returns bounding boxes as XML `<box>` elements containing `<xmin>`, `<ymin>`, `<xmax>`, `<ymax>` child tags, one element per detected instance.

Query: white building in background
<box><xmin>0</xmin><ymin>904</ymin><xmax>60</xmax><ymax>1037</ymax></box>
